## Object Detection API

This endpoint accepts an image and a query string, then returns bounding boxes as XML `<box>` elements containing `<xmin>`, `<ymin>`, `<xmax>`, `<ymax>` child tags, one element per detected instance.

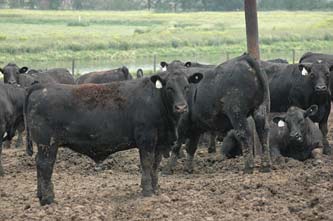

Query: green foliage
<box><xmin>0</xmin><ymin>10</ymin><xmax>332</xmax><ymax>63</ymax></box>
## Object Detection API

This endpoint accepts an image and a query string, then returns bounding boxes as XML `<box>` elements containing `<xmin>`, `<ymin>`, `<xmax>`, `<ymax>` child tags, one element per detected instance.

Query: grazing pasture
<box><xmin>0</xmin><ymin>10</ymin><xmax>332</xmax><ymax>64</ymax></box>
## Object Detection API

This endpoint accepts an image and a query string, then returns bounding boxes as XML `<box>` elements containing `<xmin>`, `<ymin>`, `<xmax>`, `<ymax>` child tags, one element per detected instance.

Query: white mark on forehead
<box><xmin>301</xmin><ymin>67</ymin><xmax>308</xmax><ymax>76</ymax></box>
<box><xmin>155</xmin><ymin>80</ymin><xmax>163</xmax><ymax>89</ymax></box>
<box><xmin>278</xmin><ymin>120</ymin><xmax>286</xmax><ymax>127</ymax></box>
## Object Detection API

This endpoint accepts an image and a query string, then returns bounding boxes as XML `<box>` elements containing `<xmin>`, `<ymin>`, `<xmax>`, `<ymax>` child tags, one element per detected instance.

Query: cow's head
<box><xmin>150</xmin><ymin>71</ymin><xmax>203</xmax><ymax>115</ymax></box>
<box><xmin>136</xmin><ymin>68</ymin><xmax>143</xmax><ymax>78</ymax></box>
<box><xmin>273</xmin><ymin>105</ymin><xmax>318</xmax><ymax>144</ymax></box>
<box><xmin>0</xmin><ymin>63</ymin><xmax>28</xmax><ymax>85</ymax></box>
<box><xmin>160</xmin><ymin>60</ymin><xmax>187</xmax><ymax>72</ymax></box>
<box><xmin>299</xmin><ymin>61</ymin><xmax>333</xmax><ymax>94</ymax></box>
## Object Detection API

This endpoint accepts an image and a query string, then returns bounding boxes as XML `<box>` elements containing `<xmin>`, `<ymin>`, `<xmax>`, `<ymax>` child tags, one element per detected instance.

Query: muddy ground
<box><xmin>1</xmin><ymin>125</ymin><xmax>333</xmax><ymax>220</ymax></box>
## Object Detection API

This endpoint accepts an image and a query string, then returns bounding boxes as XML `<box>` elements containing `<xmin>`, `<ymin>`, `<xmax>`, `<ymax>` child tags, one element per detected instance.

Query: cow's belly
<box><xmin>30</xmin><ymin>110</ymin><xmax>135</xmax><ymax>162</ymax></box>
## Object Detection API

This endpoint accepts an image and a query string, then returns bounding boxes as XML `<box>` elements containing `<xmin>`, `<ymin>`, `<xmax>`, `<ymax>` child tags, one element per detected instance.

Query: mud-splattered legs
<box><xmin>254</xmin><ymin>107</ymin><xmax>272</xmax><ymax>172</ymax></box>
<box><xmin>151</xmin><ymin>150</ymin><xmax>162</xmax><ymax>194</ymax></box>
<box><xmin>0</xmin><ymin>139</ymin><xmax>4</xmax><ymax>176</ymax></box>
<box><xmin>184</xmin><ymin>132</ymin><xmax>201</xmax><ymax>173</ymax></box>
<box><xmin>36</xmin><ymin>142</ymin><xmax>58</xmax><ymax>205</ymax></box>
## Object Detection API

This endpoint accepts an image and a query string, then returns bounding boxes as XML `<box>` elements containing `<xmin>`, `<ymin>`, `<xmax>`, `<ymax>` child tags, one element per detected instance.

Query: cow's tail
<box><xmin>244</xmin><ymin>53</ymin><xmax>270</xmax><ymax>113</ymax></box>
<box><xmin>24</xmin><ymin>83</ymin><xmax>44</xmax><ymax>156</ymax></box>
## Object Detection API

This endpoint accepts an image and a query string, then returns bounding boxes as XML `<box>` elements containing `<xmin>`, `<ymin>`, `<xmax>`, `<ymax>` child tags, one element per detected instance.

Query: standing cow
<box><xmin>0</xmin><ymin>83</ymin><xmax>25</xmax><ymax>176</ymax></box>
<box><xmin>262</xmin><ymin>60</ymin><xmax>333</xmax><ymax>155</ymax></box>
<box><xmin>24</xmin><ymin>70</ymin><xmax>203</xmax><ymax>205</ymax></box>
<box><xmin>76</xmin><ymin>66</ymin><xmax>132</xmax><ymax>84</ymax></box>
<box><xmin>222</xmin><ymin>105</ymin><xmax>324</xmax><ymax>163</ymax></box>
<box><xmin>164</xmin><ymin>54</ymin><xmax>271</xmax><ymax>174</ymax></box>
<box><xmin>0</xmin><ymin>63</ymin><xmax>75</xmax><ymax>149</ymax></box>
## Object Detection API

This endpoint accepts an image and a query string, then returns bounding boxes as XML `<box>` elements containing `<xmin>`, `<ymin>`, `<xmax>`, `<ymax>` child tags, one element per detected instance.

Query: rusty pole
<box><xmin>244</xmin><ymin>0</ymin><xmax>260</xmax><ymax>60</ymax></box>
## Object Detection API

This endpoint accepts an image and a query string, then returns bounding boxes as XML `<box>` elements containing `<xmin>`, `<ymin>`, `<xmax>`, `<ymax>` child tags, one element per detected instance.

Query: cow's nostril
<box><xmin>175</xmin><ymin>104</ymin><xmax>188</xmax><ymax>113</ymax></box>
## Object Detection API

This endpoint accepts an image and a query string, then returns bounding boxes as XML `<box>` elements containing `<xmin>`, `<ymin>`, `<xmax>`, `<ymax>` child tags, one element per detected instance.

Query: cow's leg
<box><xmin>184</xmin><ymin>132</ymin><xmax>201</xmax><ymax>173</ymax></box>
<box><xmin>151</xmin><ymin>150</ymin><xmax>162</xmax><ymax>194</ymax></box>
<box><xmin>208</xmin><ymin>132</ymin><xmax>216</xmax><ymax>153</ymax></box>
<box><xmin>0</xmin><ymin>139</ymin><xmax>4</xmax><ymax>176</ymax></box>
<box><xmin>162</xmin><ymin>139</ymin><xmax>183</xmax><ymax>175</ymax></box>
<box><xmin>319</xmin><ymin>102</ymin><xmax>331</xmax><ymax>155</ymax></box>
<box><xmin>15</xmin><ymin>130</ymin><xmax>24</xmax><ymax>149</ymax></box>
<box><xmin>36</xmin><ymin>142</ymin><xmax>58</xmax><ymax>205</ymax></box>
<box><xmin>3</xmin><ymin>140</ymin><xmax>11</xmax><ymax>149</ymax></box>
<box><xmin>227</xmin><ymin>111</ymin><xmax>255</xmax><ymax>174</ymax></box>
<box><xmin>254</xmin><ymin>107</ymin><xmax>272</xmax><ymax>173</ymax></box>
<box><xmin>139</xmin><ymin>147</ymin><xmax>155</xmax><ymax>197</ymax></box>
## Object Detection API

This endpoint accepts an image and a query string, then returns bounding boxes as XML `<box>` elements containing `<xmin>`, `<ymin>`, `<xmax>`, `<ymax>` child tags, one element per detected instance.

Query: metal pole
<box><xmin>292</xmin><ymin>49</ymin><xmax>296</xmax><ymax>64</ymax></box>
<box><xmin>244</xmin><ymin>0</ymin><xmax>260</xmax><ymax>60</ymax></box>
<box><xmin>72</xmin><ymin>59</ymin><xmax>75</xmax><ymax>76</ymax></box>
<box><xmin>153</xmin><ymin>54</ymin><xmax>156</xmax><ymax>73</ymax></box>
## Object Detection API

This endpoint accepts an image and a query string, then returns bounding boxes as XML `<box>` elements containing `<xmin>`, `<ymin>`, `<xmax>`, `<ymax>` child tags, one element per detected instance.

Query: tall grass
<box><xmin>0</xmin><ymin>10</ymin><xmax>332</xmax><ymax>63</ymax></box>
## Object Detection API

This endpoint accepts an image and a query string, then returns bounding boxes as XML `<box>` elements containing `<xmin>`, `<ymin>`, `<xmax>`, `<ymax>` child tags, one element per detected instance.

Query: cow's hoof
<box><xmin>40</xmin><ymin>197</ymin><xmax>54</xmax><ymax>206</ymax></box>
<box><xmin>208</xmin><ymin>148</ymin><xmax>216</xmax><ymax>154</ymax></box>
<box><xmin>142</xmin><ymin>190</ymin><xmax>153</xmax><ymax>197</ymax></box>
<box><xmin>243</xmin><ymin>167</ymin><xmax>254</xmax><ymax>174</ymax></box>
<box><xmin>161</xmin><ymin>167</ymin><xmax>173</xmax><ymax>176</ymax></box>
<box><xmin>259</xmin><ymin>166</ymin><xmax>271</xmax><ymax>173</ymax></box>
<box><xmin>314</xmin><ymin>159</ymin><xmax>323</xmax><ymax>166</ymax></box>
<box><xmin>184</xmin><ymin>167</ymin><xmax>193</xmax><ymax>174</ymax></box>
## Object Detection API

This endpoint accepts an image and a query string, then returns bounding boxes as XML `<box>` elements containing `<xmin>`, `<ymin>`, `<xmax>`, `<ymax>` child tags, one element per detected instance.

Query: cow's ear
<box><xmin>272</xmin><ymin>116</ymin><xmax>286</xmax><ymax>128</ymax></box>
<box><xmin>304</xmin><ymin>105</ymin><xmax>318</xmax><ymax>118</ymax></box>
<box><xmin>188</xmin><ymin>72</ymin><xmax>203</xmax><ymax>84</ymax></box>
<box><xmin>150</xmin><ymin>75</ymin><xmax>166</xmax><ymax>89</ymax></box>
<box><xmin>329</xmin><ymin>65</ymin><xmax>333</xmax><ymax>72</ymax></box>
<box><xmin>185</xmin><ymin>61</ymin><xmax>191</xmax><ymax>68</ymax></box>
<box><xmin>19</xmin><ymin>66</ymin><xmax>28</xmax><ymax>74</ymax></box>
<box><xmin>298</xmin><ymin>64</ymin><xmax>311</xmax><ymax>76</ymax></box>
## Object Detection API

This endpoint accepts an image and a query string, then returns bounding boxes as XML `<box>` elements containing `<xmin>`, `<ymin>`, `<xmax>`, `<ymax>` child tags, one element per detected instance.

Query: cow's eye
<box><xmin>326</xmin><ymin>72</ymin><xmax>330</xmax><ymax>78</ymax></box>
<box><xmin>184</xmin><ymin>85</ymin><xmax>189</xmax><ymax>92</ymax></box>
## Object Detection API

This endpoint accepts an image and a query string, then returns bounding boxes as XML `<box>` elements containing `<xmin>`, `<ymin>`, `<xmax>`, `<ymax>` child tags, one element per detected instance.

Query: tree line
<box><xmin>1</xmin><ymin>0</ymin><xmax>332</xmax><ymax>11</ymax></box>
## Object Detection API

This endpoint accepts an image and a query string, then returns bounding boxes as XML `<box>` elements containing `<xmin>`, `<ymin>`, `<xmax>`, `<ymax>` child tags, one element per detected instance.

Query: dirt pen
<box><xmin>1</xmin><ymin>115</ymin><xmax>333</xmax><ymax>221</ymax></box>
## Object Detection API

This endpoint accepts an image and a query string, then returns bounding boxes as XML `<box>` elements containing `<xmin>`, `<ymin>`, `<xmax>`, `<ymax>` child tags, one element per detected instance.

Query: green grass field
<box><xmin>0</xmin><ymin>9</ymin><xmax>332</xmax><ymax>64</ymax></box>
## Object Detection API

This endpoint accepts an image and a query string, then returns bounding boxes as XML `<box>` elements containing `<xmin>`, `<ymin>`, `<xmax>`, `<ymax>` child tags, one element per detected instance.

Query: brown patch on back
<box><xmin>72</xmin><ymin>83</ymin><xmax>126</xmax><ymax>109</ymax></box>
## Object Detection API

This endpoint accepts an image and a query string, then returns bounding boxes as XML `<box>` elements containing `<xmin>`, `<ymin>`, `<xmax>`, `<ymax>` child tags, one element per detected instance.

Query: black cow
<box><xmin>136</xmin><ymin>69</ymin><xmax>144</xmax><ymax>78</ymax></box>
<box><xmin>76</xmin><ymin>66</ymin><xmax>132</xmax><ymax>84</ymax></box>
<box><xmin>24</xmin><ymin>70</ymin><xmax>203</xmax><ymax>205</ymax></box>
<box><xmin>164</xmin><ymin>54</ymin><xmax>271</xmax><ymax>174</ymax></box>
<box><xmin>267</xmin><ymin>58</ymin><xmax>289</xmax><ymax>64</ymax></box>
<box><xmin>0</xmin><ymin>83</ymin><xmax>25</xmax><ymax>176</ymax></box>
<box><xmin>222</xmin><ymin>105</ymin><xmax>323</xmax><ymax>163</ymax></box>
<box><xmin>0</xmin><ymin>63</ymin><xmax>74</xmax><ymax>86</ymax></box>
<box><xmin>300</xmin><ymin>52</ymin><xmax>333</xmax><ymax>101</ymax></box>
<box><xmin>264</xmin><ymin>60</ymin><xmax>332</xmax><ymax>155</ymax></box>
<box><xmin>0</xmin><ymin>64</ymin><xmax>75</xmax><ymax>148</ymax></box>
<box><xmin>26</xmin><ymin>68</ymin><xmax>75</xmax><ymax>85</ymax></box>
<box><xmin>160</xmin><ymin>60</ymin><xmax>219</xmax><ymax>155</ymax></box>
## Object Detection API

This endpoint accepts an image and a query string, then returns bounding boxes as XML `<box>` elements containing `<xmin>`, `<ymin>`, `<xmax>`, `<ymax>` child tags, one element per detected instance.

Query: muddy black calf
<box><xmin>25</xmin><ymin>70</ymin><xmax>203</xmax><ymax>205</ymax></box>
<box><xmin>222</xmin><ymin>105</ymin><xmax>323</xmax><ymax>163</ymax></box>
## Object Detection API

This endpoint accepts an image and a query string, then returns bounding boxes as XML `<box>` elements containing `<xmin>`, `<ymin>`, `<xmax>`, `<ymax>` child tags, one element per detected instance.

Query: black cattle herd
<box><xmin>0</xmin><ymin>52</ymin><xmax>333</xmax><ymax>206</ymax></box>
